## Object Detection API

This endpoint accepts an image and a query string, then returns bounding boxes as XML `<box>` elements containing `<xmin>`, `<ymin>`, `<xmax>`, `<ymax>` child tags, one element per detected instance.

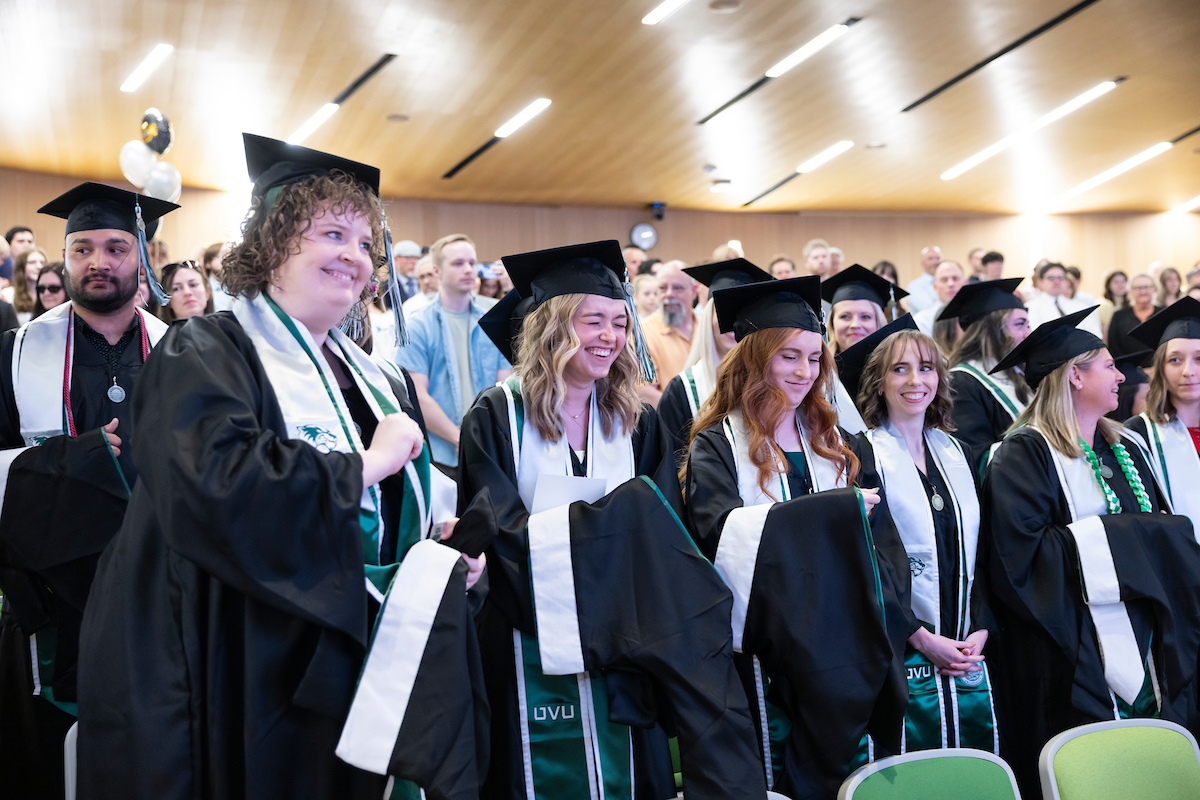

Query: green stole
<box><xmin>499</xmin><ymin>376</ymin><xmax>634</xmax><ymax>800</ymax></box>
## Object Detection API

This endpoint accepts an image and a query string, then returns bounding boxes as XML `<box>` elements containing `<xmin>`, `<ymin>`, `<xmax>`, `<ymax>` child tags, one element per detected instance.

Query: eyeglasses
<box><xmin>37</xmin><ymin>285</ymin><xmax>63</xmax><ymax>295</ymax></box>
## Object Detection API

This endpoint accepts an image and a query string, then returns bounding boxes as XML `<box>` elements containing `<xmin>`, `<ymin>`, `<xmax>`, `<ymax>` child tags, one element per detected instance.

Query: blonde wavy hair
<box><xmin>514</xmin><ymin>294</ymin><xmax>642</xmax><ymax>443</ymax></box>
<box><xmin>685</xmin><ymin>327</ymin><xmax>858</xmax><ymax>499</ymax></box>
<box><xmin>1011</xmin><ymin>348</ymin><xmax>1122</xmax><ymax>458</ymax></box>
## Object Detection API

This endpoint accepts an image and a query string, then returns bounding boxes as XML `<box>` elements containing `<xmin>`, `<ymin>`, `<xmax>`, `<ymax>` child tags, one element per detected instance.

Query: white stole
<box><xmin>1032</xmin><ymin>427</ymin><xmax>1149</xmax><ymax>706</ymax></box>
<box><xmin>233</xmin><ymin>294</ymin><xmax>431</xmax><ymax>557</ymax></box>
<box><xmin>1137</xmin><ymin>414</ymin><xmax>1200</xmax><ymax>539</ymax></box>
<box><xmin>11</xmin><ymin>301</ymin><xmax>167</xmax><ymax>444</ymax></box>
<box><xmin>867</xmin><ymin>422</ymin><xmax>979</xmax><ymax>637</ymax></box>
<box><xmin>499</xmin><ymin>377</ymin><xmax>635</xmax><ymax>676</ymax></box>
<box><xmin>832</xmin><ymin>375</ymin><xmax>867</xmax><ymax>435</ymax></box>
<box><xmin>950</xmin><ymin>360</ymin><xmax>1027</xmax><ymax>423</ymax></box>
<box><xmin>681</xmin><ymin>364</ymin><xmax>715</xmax><ymax>419</ymax></box>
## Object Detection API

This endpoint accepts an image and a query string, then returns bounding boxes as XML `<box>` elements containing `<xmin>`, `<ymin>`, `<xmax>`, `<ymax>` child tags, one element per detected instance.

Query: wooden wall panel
<box><xmin>4</xmin><ymin>166</ymin><xmax>1199</xmax><ymax>297</ymax></box>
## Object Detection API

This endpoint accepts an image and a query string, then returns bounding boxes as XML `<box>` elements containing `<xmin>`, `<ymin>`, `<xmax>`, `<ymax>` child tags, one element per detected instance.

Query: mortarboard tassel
<box><xmin>135</xmin><ymin>197</ymin><xmax>171</xmax><ymax>306</ymax></box>
<box><xmin>379</xmin><ymin>202</ymin><xmax>409</xmax><ymax>348</ymax></box>
<box><xmin>623</xmin><ymin>279</ymin><xmax>656</xmax><ymax>384</ymax></box>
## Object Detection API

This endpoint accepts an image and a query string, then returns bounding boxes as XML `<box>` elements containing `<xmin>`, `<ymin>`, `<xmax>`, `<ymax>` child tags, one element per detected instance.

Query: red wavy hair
<box><xmin>686</xmin><ymin>327</ymin><xmax>859</xmax><ymax>499</ymax></box>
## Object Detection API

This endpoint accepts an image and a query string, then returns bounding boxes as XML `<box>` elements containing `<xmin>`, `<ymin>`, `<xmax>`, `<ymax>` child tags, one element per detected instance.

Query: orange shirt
<box><xmin>642</xmin><ymin>310</ymin><xmax>695</xmax><ymax>390</ymax></box>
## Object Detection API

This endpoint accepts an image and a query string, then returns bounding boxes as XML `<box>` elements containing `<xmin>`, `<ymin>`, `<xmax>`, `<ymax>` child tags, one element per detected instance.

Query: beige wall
<box><xmin>5</xmin><ymin>165</ymin><xmax>1200</xmax><ymax>296</ymax></box>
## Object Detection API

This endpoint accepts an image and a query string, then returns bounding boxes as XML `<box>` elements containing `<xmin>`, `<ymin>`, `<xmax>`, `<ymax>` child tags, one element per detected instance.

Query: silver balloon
<box><xmin>143</xmin><ymin>161</ymin><xmax>182</xmax><ymax>202</ymax></box>
<box><xmin>119</xmin><ymin>139</ymin><xmax>157</xmax><ymax>188</ymax></box>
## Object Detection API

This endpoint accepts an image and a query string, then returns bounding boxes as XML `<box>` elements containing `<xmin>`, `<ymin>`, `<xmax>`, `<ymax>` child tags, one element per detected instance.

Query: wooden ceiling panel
<box><xmin>2</xmin><ymin>0</ymin><xmax>1198</xmax><ymax>214</ymax></box>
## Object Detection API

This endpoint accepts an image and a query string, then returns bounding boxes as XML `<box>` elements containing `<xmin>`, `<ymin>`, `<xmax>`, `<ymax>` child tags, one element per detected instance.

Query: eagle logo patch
<box><xmin>297</xmin><ymin>425</ymin><xmax>339</xmax><ymax>453</ymax></box>
<box><xmin>909</xmin><ymin>556</ymin><xmax>926</xmax><ymax>577</ymax></box>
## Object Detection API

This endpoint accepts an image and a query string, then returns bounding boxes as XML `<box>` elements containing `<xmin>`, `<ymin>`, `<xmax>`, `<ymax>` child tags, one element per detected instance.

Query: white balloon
<box><xmin>119</xmin><ymin>139</ymin><xmax>157</xmax><ymax>188</ymax></box>
<box><xmin>143</xmin><ymin>161</ymin><xmax>182</xmax><ymax>202</ymax></box>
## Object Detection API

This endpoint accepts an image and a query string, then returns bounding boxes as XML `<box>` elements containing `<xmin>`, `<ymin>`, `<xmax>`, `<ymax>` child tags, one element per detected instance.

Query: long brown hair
<box><xmin>949</xmin><ymin>307</ymin><xmax>1032</xmax><ymax>404</ymax></box>
<box><xmin>685</xmin><ymin>327</ymin><xmax>858</xmax><ymax>499</ymax></box>
<box><xmin>857</xmin><ymin>330</ymin><xmax>956</xmax><ymax>432</ymax></box>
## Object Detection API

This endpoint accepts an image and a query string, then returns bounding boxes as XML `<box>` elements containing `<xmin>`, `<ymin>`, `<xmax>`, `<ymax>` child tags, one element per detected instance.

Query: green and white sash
<box><xmin>6</xmin><ymin>300</ymin><xmax>167</xmax><ymax>711</ymax></box>
<box><xmin>950</xmin><ymin>361</ymin><xmax>1026</xmax><ymax>423</ymax></box>
<box><xmin>681</xmin><ymin>364</ymin><xmax>715</xmax><ymax>419</ymax></box>
<box><xmin>863</xmin><ymin>423</ymin><xmax>997</xmax><ymax>756</ymax></box>
<box><xmin>712</xmin><ymin>409</ymin><xmax>853</xmax><ymax>787</ymax></box>
<box><xmin>1032</xmin><ymin>426</ymin><xmax>1160</xmax><ymax>712</ymax></box>
<box><xmin>498</xmin><ymin>376</ymin><xmax>635</xmax><ymax>800</ymax></box>
<box><xmin>1136</xmin><ymin>414</ymin><xmax>1200</xmax><ymax>539</ymax></box>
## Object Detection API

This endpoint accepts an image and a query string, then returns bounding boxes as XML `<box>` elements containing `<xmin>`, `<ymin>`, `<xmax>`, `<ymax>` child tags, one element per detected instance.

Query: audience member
<box><xmin>828</xmin><ymin>246</ymin><xmax>844</xmax><ymax>274</ymax></box>
<box><xmin>913</xmin><ymin>260</ymin><xmax>964</xmax><ymax>336</ymax></box>
<box><xmin>148</xmin><ymin>239</ymin><xmax>169</xmax><ymax>272</ymax></box>
<box><xmin>12</xmin><ymin>247</ymin><xmax>47</xmax><ymax>324</ymax></box>
<box><xmin>160</xmin><ymin>260</ymin><xmax>214</xmax><ymax>322</ymax></box>
<box><xmin>402</xmin><ymin>254</ymin><xmax>438</xmax><ymax>317</ymax></box>
<box><xmin>802</xmin><ymin>238</ymin><xmax>831</xmax><ymax>280</ymax></box>
<box><xmin>1025</xmin><ymin>261</ymin><xmax>1101</xmax><ymax>336</ymax></box>
<box><xmin>204</xmin><ymin>241</ymin><xmax>235</xmax><ymax>311</ymax></box>
<box><xmin>1187</xmin><ymin>266</ymin><xmax>1200</xmax><ymax>288</ymax></box>
<box><xmin>622</xmin><ymin>244</ymin><xmax>646</xmax><ymax>276</ymax></box>
<box><xmin>1158</xmin><ymin>266</ymin><xmax>1183</xmax><ymax>306</ymax></box>
<box><xmin>639</xmin><ymin>261</ymin><xmax>698</xmax><ymax>406</ymax></box>
<box><xmin>904</xmin><ymin>245</ymin><xmax>943</xmax><ymax>312</ymax></box>
<box><xmin>967</xmin><ymin>247</ymin><xmax>986</xmax><ymax>281</ymax></box>
<box><xmin>872</xmin><ymin>260</ymin><xmax>898</xmax><ymax>284</ymax></box>
<box><xmin>1097</xmin><ymin>270</ymin><xmax>1128</xmax><ymax>339</ymax></box>
<box><xmin>1189</xmin><ymin>284</ymin><xmax>1200</xmax><ymax>302</ymax></box>
<box><xmin>392</xmin><ymin>239</ymin><xmax>422</xmax><ymax>300</ymax></box>
<box><xmin>632</xmin><ymin>272</ymin><xmax>660</xmax><ymax>318</ymax></box>
<box><xmin>31</xmin><ymin>262</ymin><xmax>65</xmax><ymax>320</ymax></box>
<box><xmin>0</xmin><ymin>237</ymin><xmax>10</xmax><ymax>287</ymax></box>
<box><xmin>638</xmin><ymin>257</ymin><xmax>662</xmax><ymax>276</ymax></box>
<box><xmin>1106</xmin><ymin>272</ymin><xmax>1160</xmax><ymax>359</ymax></box>
<box><xmin>769</xmin><ymin>254</ymin><xmax>796</xmax><ymax>279</ymax></box>
<box><xmin>4</xmin><ymin>226</ymin><xmax>35</xmax><ymax>261</ymax></box>
<box><xmin>396</xmin><ymin>233</ymin><xmax>511</xmax><ymax>468</ymax></box>
<box><xmin>981</xmin><ymin>251</ymin><xmax>1004</xmax><ymax>281</ymax></box>
<box><xmin>477</xmin><ymin>262</ymin><xmax>503</xmax><ymax>299</ymax></box>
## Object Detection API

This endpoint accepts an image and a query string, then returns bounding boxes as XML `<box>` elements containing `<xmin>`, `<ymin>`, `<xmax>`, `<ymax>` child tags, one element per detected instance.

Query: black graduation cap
<box><xmin>1129</xmin><ymin>297</ymin><xmax>1200</xmax><ymax>349</ymax></box>
<box><xmin>1116</xmin><ymin>347</ymin><xmax>1154</xmax><ymax>382</ymax></box>
<box><xmin>38</xmin><ymin>182</ymin><xmax>178</xmax><ymax>239</ymax></box>
<box><xmin>501</xmin><ymin>240</ymin><xmax>626</xmax><ymax>306</ymax></box>
<box><xmin>936</xmin><ymin>277</ymin><xmax>1025</xmax><ymax>327</ymax></box>
<box><xmin>478</xmin><ymin>288</ymin><xmax>536</xmax><ymax>365</ymax></box>
<box><xmin>244</xmin><ymin>133</ymin><xmax>381</xmax><ymax>198</ymax></box>
<box><xmin>834</xmin><ymin>314</ymin><xmax>920</xmax><ymax>403</ymax></box>
<box><xmin>821</xmin><ymin>264</ymin><xmax>909</xmax><ymax>308</ymax></box>
<box><xmin>684</xmin><ymin>258</ymin><xmax>772</xmax><ymax>293</ymax></box>
<box><xmin>990</xmin><ymin>305</ymin><xmax>1104</xmax><ymax>389</ymax></box>
<box><xmin>713</xmin><ymin>275</ymin><xmax>823</xmax><ymax>342</ymax></box>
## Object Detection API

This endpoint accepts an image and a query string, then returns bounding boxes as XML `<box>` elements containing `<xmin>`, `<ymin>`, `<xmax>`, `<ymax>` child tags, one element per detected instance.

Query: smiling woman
<box><xmin>76</xmin><ymin>134</ymin><xmax>488</xmax><ymax>800</ymax></box>
<box><xmin>158</xmin><ymin>260</ymin><xmax>213</xmax><ymax>321</ymax></box>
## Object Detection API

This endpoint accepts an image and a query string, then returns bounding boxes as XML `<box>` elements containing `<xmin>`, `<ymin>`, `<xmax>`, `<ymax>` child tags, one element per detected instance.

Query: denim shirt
<box><xmin>395</xmin><ymin>294</ymin><xmax>509</xmax><ymax>466</ymax></box>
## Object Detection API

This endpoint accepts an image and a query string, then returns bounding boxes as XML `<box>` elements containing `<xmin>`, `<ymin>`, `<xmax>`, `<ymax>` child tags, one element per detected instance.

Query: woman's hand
<box><xmin>859</xmin><ymin>487</ymin><xmax>881</xmax><ymax>514</ymax></box>
<box><xmin>908</xmin><ymin>627</ymin><xmax>985</xmax><ymax>677</ymax></box>
<box><xmin>101</xmin><ymin>418</ymin><xmax>122</xmax><ymax>459</ymax></box>
<box><xmin>361</xmin><ymin>412</ymin><xmax>424</xmax><ymax>486</ymax></box>
<box><xmin>961</xmin><ymin>629</ymin><xmax>989</xmax><ymax>658</ymax></box>
<box><xmin>440</xmin><ymin>517</ymin><xmax>486</xmax><ymax>590</ymax></box>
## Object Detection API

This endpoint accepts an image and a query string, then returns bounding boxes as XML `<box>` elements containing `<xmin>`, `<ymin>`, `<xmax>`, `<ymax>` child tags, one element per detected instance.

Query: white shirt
<box><xmin>1025</xmin><ymin>293</ymin><xmax>1102</xmax><ymax>337</ymax></box>
<box><xmin>905</xmin><ymin>273</ymin><xmax>938</xmax><ymax>314</ymax></box>
<box><xmin>401</xmin><ymin>292</ymin><xmax>434</xmax><ymax>318</ymax></box>
<box><xmin>913</xmin><ymin>302</ymin><xmax>944</xmax><ymax>336</ymax></box>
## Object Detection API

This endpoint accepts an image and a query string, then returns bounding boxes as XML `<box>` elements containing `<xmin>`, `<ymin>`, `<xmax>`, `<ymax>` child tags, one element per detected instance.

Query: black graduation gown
<box><xmin>457</xmin><ymin>384</ymin><xmax>762</xmax><ymax>800</ymax></box>
<box><xmin>76</xmin><ymin>312</ymin><xmax>486</xmax><ymax>800</ymax></box>
<box><xmin>981</xmin><ymin>428</ymin><xmax>1200</xmax><ymax>797</ymax></box>
<box><xmin>685</xmin><ymin>424</ymin><xmax>913</xmax><ymax>800</ymax></box>
<box><xmin>656</xmin><ymin>372</ymin><xmax>696</xmax><ymax>470</ymax></box>
<box><xmin>0</xmin><ymin>313</ymin><xmax>149</xmax><ymax>800</ymax></box>
<box><xmin>948</xmin><ymin>370</ymin><xmax>1016</xmax><ymax>475</ymax></box>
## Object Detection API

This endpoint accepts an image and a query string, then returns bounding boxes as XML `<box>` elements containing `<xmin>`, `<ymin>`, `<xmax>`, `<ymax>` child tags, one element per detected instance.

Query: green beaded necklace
<box><xmin>1078</xmin><ymin>437</ymin><xmax>1153</xmax><ymax>514</ymax></box>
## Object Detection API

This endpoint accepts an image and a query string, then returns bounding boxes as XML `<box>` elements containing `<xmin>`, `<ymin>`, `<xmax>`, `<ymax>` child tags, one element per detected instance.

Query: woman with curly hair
<box><xmin>839</xmin><ymin>320</ymin><xmax>997</xmax><ymax>761</ymax></box>
<box><xmin>683</xmin><ymin>277</ymin><xmax>914</xmax><ymax>799</ymax></box>
<box><xmin>78</xmin><ymin>134</ymin><xmax>485</xmax><ymax>800</ymax></box>
<box><xmin>980</xmin><ymin>306</ymin><xmax>1200</xmax><ymax>796</ymax></box>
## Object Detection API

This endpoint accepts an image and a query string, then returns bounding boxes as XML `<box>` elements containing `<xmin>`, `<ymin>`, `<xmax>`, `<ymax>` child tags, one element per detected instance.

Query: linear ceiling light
<box><xmin>797</xmin><ymin>140</ymin><xmax>854</xmax><ymax>173</ymax></box>
<box><xmin>495</xmin><ymin>98</ymin><xmax>552</xmax><ymax>138</ymax></box>
<box><xmin>642</xmin><ymin>0</ymin><xmax>690</xmax><ymax>25</ymax></box>
<box><xmin>1172</xmin><ymin>194</ymin><xmax>1200</xmax><ymax>213</ymax></box>
<box><xmin>941</xmin><ymin>79</ymin><xmax>1123</xmax><ymax>180</ymax></box>
<box><xmin>698</xmin><ymin>17</ymin><xmax>860</xmax><ymax>124</ymax></box>
<box><xmin>1055</xmin><ymin>142</ymin><xmax>1173</xmax><ymax>204</ymax></box>
<box><xmin>765</xmin><ymin>23</ymin><xmax>853</xmax><ymax>78</ymax></box>
<box><xmin>287</xmin><ymin>103</ymin><xmax>340</xmax><ymax>145</ymax></box>
<box><xmin>120</xmin><ymin>44</ymin><xmax>175</xmax><ymax>92</ymax></box>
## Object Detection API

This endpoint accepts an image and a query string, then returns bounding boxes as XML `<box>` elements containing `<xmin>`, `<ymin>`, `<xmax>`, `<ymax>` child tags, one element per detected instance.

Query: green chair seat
<box><xmin>1040</xmin><ymin>719</ymin><xmax>1200</xmax><ymax>800</ymax></box>
<box><xmin>838</xmin><ymin>748</ymin><xmax>1020</xmax><ymax>800</ymax></box>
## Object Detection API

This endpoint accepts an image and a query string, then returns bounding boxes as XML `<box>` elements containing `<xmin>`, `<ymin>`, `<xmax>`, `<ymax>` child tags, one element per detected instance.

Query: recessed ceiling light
<box><xmin>708</xmin><ymin>0</ymin><xmax>742</xmax><ymax>13</ymax></box>
<box><xmin>702</xmin><ymin>163</ymin><xmax>718</xmax><ymax>173</ymax></box>
<box><xmin>710</xmin><ymin>179</ymin><xmax>734</xmax><ymax>193</ymax></box>
<box><xmin>120</xmin><ymin>44</ymin><xmax>175</xmax><ymax>93</ymax></box>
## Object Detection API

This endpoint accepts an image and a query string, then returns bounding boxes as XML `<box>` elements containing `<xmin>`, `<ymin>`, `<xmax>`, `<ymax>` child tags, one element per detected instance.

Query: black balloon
<box><xmin>141</xmin><ymin>108</ymin><xmax>174</xmax><ymax>155</ymax></box>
